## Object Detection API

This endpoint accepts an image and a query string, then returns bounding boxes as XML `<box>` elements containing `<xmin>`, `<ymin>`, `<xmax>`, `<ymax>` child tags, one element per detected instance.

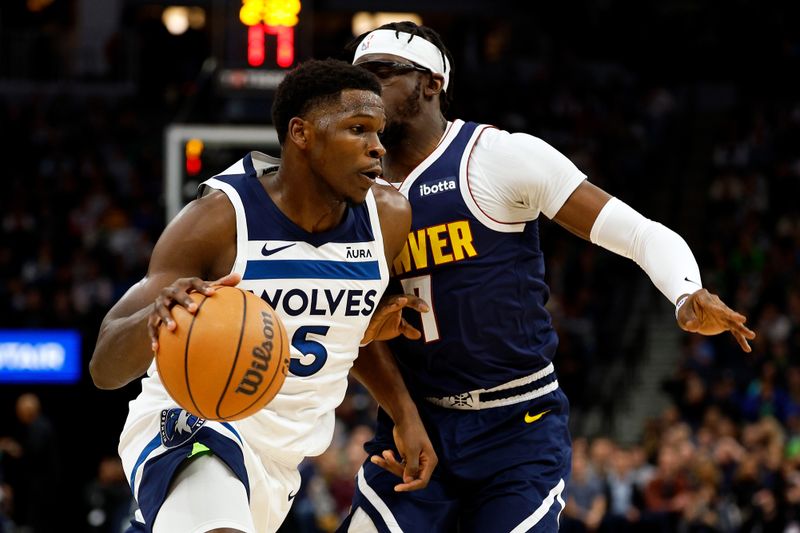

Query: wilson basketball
<box><xmin>156</xmin><ymin>286</ymin><xmax>290</xmax><ymax>421</ymax></box>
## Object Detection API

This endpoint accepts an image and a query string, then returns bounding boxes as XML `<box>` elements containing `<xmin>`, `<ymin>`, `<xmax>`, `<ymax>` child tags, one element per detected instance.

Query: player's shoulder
<box><xmin>473</xmin><ymin>124</ymin><xmax>575</xmax><ymax>174</ymax></box>
<box><xmin>371</xmin><ymin>182</ymin><xmax>411</xmax><ymax>219</ymax></box>
<box><xmin>189</xmin><ymin>187</ymin><xmax>235</xmax><ymax>216</ymax></box>
<box><xmin>167</xmin><ymin>188</ymin><xmax>236</xmax><ymax>240</ymax></box>
<box><xmin>474</xmin><ymin>124</ymin><xmax>552</xmax><ymax>155</ymax></box>
<box><xmin>370</xmin><ymin>183</ymin><xmax>411</xmax><ymax>260</ymax></box>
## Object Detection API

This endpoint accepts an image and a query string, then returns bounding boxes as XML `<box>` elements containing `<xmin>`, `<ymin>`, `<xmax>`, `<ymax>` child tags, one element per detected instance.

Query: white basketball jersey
<box><xmin>123</xmin><ymin>152</ymin><xmax>390</xmax><ymax>468</ymax></box>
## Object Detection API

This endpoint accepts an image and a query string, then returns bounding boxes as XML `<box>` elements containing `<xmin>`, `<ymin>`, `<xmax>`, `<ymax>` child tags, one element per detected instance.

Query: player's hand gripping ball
<box><xmin>156</xmin><ymin>286</ymin><xmax>290</xmax><ymax>421</ymax></box>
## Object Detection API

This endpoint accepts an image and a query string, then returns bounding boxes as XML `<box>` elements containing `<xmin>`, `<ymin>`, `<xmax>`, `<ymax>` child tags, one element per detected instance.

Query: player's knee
<box><xmin>153</xmin><ymin>454</ymin><xmax>254</xmax><ymax>533</ymax></box>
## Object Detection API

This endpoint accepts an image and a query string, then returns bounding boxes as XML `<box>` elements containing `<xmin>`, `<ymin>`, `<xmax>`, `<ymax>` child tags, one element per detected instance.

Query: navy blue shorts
<box><xmin>341</xmin><ymin>387</ymin><xmax>571</xmax><ymax>533</ymax></box>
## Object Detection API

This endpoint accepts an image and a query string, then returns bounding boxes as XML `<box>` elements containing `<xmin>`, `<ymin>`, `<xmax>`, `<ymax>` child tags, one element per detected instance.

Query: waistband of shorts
<box><xmin>424</xmin><ymin>363</ymin><xmax>558</xmax><ymax>410</ymax></box>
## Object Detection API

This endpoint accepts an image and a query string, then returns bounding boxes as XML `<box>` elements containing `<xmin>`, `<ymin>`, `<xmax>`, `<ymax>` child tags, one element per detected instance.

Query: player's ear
<box><xmin>424</xmin><ymin>73</ymin><xmax>445</xmax><ymax>97</ymax></box>
<box><xmin>287</xmin><ymin>117</ymin><xmax>312</xmax><ymax>149</ymax></box>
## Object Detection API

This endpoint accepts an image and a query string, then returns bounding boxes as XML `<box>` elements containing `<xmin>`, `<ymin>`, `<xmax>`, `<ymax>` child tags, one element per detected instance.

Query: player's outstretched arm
<box><xmin>352</xmin><ymin>341</ymin><xmax>437</xmax><ymax>492</ymax></box>
<box><xmin>553</xmin><ymin>180</ymin><xmax>755</xmax><ymax>351</ymax></box>
<box><xmin>90</xmin><ymin>193</ymin><xmax>238</xmax><ymax>389</ymax></box>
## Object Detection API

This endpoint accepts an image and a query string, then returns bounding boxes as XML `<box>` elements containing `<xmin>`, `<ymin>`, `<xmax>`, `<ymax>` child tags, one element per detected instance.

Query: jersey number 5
<box><xmin>289</xmin><ymin>325</ymin><xmax>329</xmax><ymax>376</ymax></box>
<box><xmin>400</xmin><ymin>275</ymin><xmax>440</xmax><ymax>342</ymax></box>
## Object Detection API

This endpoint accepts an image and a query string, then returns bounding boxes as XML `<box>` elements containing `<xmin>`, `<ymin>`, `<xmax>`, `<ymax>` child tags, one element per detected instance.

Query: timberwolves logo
<box><xmin>160</xmin><ymin>408</ymin><xmax>205</xmax><ymax>448</ymax></box>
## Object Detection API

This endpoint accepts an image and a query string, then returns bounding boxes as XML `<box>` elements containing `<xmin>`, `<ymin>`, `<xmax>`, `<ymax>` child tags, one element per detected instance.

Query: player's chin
<box><xmin>346</xmin><ymin>192</ymin><xmax>369</xmax><ymax>206</ymax></box>
<box><xmin>347</xmin><ymin>179</ymin><xmax>375</xmax><ymax>204</ymax></box>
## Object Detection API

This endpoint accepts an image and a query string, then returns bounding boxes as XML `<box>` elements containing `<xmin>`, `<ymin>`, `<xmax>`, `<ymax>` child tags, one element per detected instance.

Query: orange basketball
<box><xmin>156</xmin><ymin>286</ymin><xmax>290</xmax><ymax>421</ymax></box>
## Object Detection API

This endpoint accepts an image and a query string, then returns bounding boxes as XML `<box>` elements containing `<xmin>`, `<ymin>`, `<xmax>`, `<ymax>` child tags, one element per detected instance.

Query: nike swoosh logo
<box><xmin>288</xmin><ymin>491</ymin><xmax>297</xmax><ymax>501</ymax></box>
<box><xmin>684</xmin><ymin>276</ymin><xmax>701</xmax><ymax>286</ymax></box>
<box><xmin>261</xmin><ymin>243</ymin><xmax>296</xmax><ymax>256</ymax></box>
<box><xmin>524</xmin><ymin>410</ymin><xmax>551</xmax><ymax>424</ymax></box>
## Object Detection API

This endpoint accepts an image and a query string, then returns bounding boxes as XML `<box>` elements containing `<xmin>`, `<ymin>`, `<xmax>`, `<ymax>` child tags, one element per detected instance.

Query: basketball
<box><xmin>156</xmin><ymin>286</ymin><xmax>290</xmax><ymax>422</ymax></box>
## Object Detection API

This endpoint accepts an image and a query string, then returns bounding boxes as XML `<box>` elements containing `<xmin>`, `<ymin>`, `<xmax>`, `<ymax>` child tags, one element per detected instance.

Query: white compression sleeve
<box><xmin>589</xmin><ymin>197</ymin><xmax>702</xmax><ymax>304</ymax></box>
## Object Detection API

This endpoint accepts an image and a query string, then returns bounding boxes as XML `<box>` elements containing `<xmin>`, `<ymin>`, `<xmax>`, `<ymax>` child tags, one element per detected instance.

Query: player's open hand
<box><xmin>360</xmin><ymin>294</ymin><xmax>429</xmax><ymax>345</ymax></box>
<box><xmin>370</xmin><ymin>418</ymin><xmax>438</xmax><ymax>492</ymax></box>
<box><xmin>677</xmin><ymin>288</ymin><xmax>756</xmax><ymax>352</ymax></box>
<box><xmin>148</xmin><ymin>273</ymin><xmax>241</xmax><ymax>352</ymax></box>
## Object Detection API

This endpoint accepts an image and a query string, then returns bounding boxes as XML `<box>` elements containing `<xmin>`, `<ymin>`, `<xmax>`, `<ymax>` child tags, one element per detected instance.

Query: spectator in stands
<box><xmin>12</xmin><ymin>393</ymin><xmax>62</xmax><ymax>533</ymax></box>
<box><xmin>562</xmin><ymin>440</ymin><xmax>607</xmax><ymax>532</ymax></box>
<box><xmin>741</xmin><ymin>360</ymin><xmax>793</xmax><ymax>423</ymax></box>
<box><xmin>643</xmin><ymin>444</ymin><xmax>691</xmax><ymax>531</ymax></box>
<box><xmin>680</xmin><ymin>457</ymin><xmax>724</xmax><ymax>532</ymax></box>
<box><xmin>83</xmin><ymin>456</ymin><xmax>134</xmax><ymax>533</ymax></box>
<box><xmin>601</xmin><ymin>446</ymin><xmax>644</xmax><ymax>532</ymax></box>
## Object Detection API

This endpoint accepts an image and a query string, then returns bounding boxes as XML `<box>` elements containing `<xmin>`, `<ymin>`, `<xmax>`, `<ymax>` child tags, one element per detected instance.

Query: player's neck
<box><xmin>382</xmin><ymin>113</ymin><xmax>447</xmax><ymax>182</ymax></box>
<box><xmin>266</xmin><ymin>168</ymin><xmax>347</xmax><ymax>233</ymax></box>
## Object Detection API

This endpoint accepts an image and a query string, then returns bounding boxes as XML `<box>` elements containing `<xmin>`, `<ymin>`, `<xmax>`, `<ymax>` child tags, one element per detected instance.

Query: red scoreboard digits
<box><xmin>240</xmin><ymin>0</ymin><xmax>301</xmax><ymax>68</ymax></box>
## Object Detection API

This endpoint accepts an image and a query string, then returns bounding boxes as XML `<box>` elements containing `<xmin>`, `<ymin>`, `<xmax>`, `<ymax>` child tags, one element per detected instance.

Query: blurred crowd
<box><xmin>0</xmin><ymin>92</ymin><xmax>166</xmax><ymax>531</ymax></box>
<box><xmin>1</xmin><ymin>5</ymin><xmax>799</xmax><ymax>533</ymax></box>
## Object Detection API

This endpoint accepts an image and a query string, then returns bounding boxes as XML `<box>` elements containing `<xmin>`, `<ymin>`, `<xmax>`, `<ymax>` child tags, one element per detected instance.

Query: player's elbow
<box><xmin>89</xmin><ymin>341</ymin><xmax>131</xmax><ymax>390</ymax></box>
<box><xmin>90</xmin><ymin>320</ymin><xmax>136</xmax><ymax>389</ymax></box>
<box><xmin>89</xmin><ymin>357</ymin><xmax>122</xmax><ymax>389</ymax></box>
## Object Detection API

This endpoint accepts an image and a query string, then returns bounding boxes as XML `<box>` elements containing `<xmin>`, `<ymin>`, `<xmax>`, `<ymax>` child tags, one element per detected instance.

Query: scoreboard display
<box><xmin>219</xmin><ymin>0</ymin><xmax>312</xmax><ymax>91</ymax></box>
<box><xmin>240</xmin><ymin>0</ymin><xmax>301</xmax><ymax>67</ymax></box>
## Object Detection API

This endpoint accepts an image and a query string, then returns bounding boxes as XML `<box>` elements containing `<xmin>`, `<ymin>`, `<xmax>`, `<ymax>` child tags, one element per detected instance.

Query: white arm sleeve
<box><xmin>590</xmin><ymin>197</ymin><xmax>703</xmax><ymax>304</ymax></box>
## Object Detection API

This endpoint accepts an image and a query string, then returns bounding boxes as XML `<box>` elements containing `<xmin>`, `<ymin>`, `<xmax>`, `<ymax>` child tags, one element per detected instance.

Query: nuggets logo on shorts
<box><xmin>446</xmin><ymin>392</ymin><xmax>474</xmax><ymax>408</ymax></box>
<box><xmin>160</xmin><ymin>408</ymin><xmax>205</xmax><ymax>448</ymax></box>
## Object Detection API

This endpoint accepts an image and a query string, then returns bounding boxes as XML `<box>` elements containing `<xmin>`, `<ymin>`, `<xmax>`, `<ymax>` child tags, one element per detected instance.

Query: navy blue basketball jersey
<box><xmin>388</xmin><ymin>121</ymin><xmax>558</xmax><ymax>397</ymax></box>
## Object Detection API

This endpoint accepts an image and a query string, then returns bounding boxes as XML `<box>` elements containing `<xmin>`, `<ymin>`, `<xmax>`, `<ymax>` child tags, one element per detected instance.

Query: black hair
<box><xmin>271</xmin><ymin>58</ymin><xmax>382</xmax><ymax>145</ymax></box>
<box><xmin>345</xmin><ymin>21</ymin><xmax>454</xmax><ymax>115</ymax></box>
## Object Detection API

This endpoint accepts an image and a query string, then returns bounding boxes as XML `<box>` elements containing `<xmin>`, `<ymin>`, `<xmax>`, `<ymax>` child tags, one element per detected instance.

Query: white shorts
<box><xmin>120</xmin><ymin>406</ymin><xmax>300</xmax><ymax>533</ymax></box>
<box><xmin>346</xmin><ymin>508</ymin><xmax>381</xmax><ymax>533</ymax></box>
<box><xmin>153</xmin><ymin>454</ymin><xmax>254</xmax><ymax>533</ymax></box>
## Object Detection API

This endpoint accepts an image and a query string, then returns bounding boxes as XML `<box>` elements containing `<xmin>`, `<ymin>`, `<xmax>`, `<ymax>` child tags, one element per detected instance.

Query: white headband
<box><xmin>353</xmin><ymin>29</ymin><xmax>450</xmax><ymax>91</ymax></box>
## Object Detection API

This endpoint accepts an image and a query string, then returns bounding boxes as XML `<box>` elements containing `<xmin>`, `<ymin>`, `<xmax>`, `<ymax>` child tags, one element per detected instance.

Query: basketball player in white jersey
<box><xmin>90</xmin><ymin>59</ymin><xmax>436</xmax><ymax>533</ymax></box>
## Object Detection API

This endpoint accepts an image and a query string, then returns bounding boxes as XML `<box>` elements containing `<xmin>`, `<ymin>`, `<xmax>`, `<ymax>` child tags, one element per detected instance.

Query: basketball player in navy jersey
<box><xmin>340</xmin><ymin>23</ymin><xmax>757</xmax><ymax>532</ymax></box>
<box><xmin>90</xmin><ymin>59</ymin><xmax>436</xmax><ymax>533</ymax></box>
